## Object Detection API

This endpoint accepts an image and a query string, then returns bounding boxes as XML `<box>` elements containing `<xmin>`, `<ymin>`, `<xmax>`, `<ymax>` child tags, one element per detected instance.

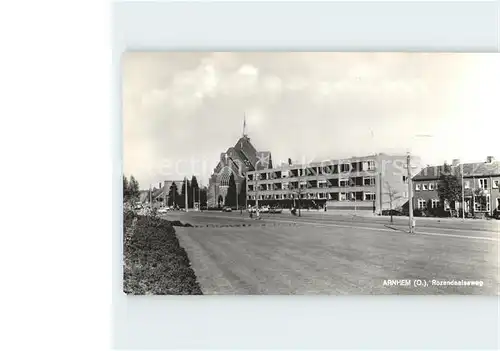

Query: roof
<box><xmin>413</xmin><ymin>160</ymin><xmax>500</xmax><ymax>181</ymax></box>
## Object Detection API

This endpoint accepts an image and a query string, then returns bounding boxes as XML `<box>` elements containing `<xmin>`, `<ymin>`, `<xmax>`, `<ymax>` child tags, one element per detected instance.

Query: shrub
<box><xmin>123</xmin><ymin>215</ymin><xmax>202</xmax><ymax>295</ymax></box>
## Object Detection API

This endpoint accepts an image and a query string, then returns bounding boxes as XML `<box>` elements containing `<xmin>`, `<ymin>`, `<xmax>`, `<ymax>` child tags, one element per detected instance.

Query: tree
<box><xmin>190</xmin><ymin>175</ymin><xmax>199</xmax><ymax>207</ymax></box>
<box><xmin>199</xmin><ymin>187</ymin><xmax>208</xmax><ymax>207</ymax></box>
<box><xmin>238</xmin><ymin>177</ymin><xmax>247</xmax><ymax>208</ymax></box>
<box><xmin>123</xmin><ymin>175</ymin><xmax>130</xmax><ymax>203</ymax></box>
<box><xmin>385</xmin><ymin>181</ymin><xmax>401</xmax><ymax>223</ymax></box>
<box><xmin>180</xmin><ymin>179</ymin><xmax>190</xmax><ymax>208</ymax></box>
<box><xmin>129</xmin><ymin>176</ymin><xmax>140</xmax><ymax>200</ymax></box>
<box><xmin>225</xmin><ymin>173</ymin><xmax>237</xmax><ymax>208</ymax></box>
<box><xmin>437</xmin><ymin>163</ymin><xmax>462</xmax><ymax>217</ymax></box>
<box><xmin>168</xmin><ymin>182</ymin><xmax>178</xmax><ymax>206</ymax></box>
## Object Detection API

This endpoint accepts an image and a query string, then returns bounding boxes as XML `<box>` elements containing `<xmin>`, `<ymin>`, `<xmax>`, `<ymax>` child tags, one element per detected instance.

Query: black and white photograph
<box><xmin>122</xmin><ymin>52</ymin><xmax>499</xmax><ymax>295</ymax></box>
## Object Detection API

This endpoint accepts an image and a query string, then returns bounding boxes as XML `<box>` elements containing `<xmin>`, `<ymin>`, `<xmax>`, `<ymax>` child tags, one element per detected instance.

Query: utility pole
<box><xmin>149</xmin><ymin>184</ymin><xmax>152</xmax><ymax>208</ymax></box>
<box><xmin>407</xmin><ymin>153</ymin><xmax>414</xmax><ymax>234</ymax></box>
<box><xmin>184</xmin><ymin>177</ymin><xmax>188</xmax><ymax>212</ymax></box>
<box><xmin>236</xmin><ymin>181</ymin><xmax>239</xmax><ymax>211</ymax></box>
<box><xmin>255</xmin><ymin>172</ymin><xmax>259</xmax><ymax>209</ymax></box>
<box><xmin>244</xmin><ymin>178</ymin><xmax>248</xmax><ymax>210</ymax></box>
<box><xmin>461</xmin><ymin>163</ymin><xmax>465</xmax><ymax>220</ymax></box>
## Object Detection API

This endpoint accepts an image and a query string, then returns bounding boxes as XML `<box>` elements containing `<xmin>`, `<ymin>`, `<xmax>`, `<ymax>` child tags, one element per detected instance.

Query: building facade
<box><xmin>207</xmin><ymin>134</ymin><xmax>273</xmax><ymax>208</ymax></box>
<box><xmin>246</xmin><ymin>153</ymin><xmax>420</xmax><ymax>213</ymax></box>
<box><xmin>412</xmin><ymin>156</ymin><xmax>500</xmax><ymax>216</ymax></box>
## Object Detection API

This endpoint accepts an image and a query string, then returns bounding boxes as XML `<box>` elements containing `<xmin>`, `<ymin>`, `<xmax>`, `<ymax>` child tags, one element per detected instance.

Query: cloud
<box><xmin>123</xmin><ymin>52</ymin><xmax>499</xmax><ymax>189</ymax></box>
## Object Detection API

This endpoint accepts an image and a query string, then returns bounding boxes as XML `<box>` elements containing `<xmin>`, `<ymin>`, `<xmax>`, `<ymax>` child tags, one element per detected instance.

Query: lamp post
<box><xmin>184</xmin><ymin>177</ymin><xmax>188</xmax><ymax>212</ymax></box>
<box><xmin>461</xmin><ymin>163</ymin><xmax>465</xmax><ymax>220</ymax></box>
<box><xmin>407</xmin><ymin>153</ymin><xmax>414</xmax><ymax>234</ymax></box>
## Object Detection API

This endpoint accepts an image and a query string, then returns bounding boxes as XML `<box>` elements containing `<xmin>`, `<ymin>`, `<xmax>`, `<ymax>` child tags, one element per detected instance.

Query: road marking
<box><xmin>262</xmin><ymin>218</ymin><xmax>500</xmax><ymax>242</ymax></box>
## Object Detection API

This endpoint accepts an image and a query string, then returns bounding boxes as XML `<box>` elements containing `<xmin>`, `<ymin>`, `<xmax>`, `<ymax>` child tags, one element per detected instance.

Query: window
<box><xmin>363</xmin><ymin>160</ymin><xmax>376</xmax><ymax>171</ymax></box>
<box><xmin>464</xmin><ymin>180</ymin><xmax>470</xmax><ymax>189</ymax></box>
<box><xmin>340</xmin><ymin>192</ymin><xmax>347</xmax><ymax>201</ymax></box>
<box><xmin>340</xmin><ymin>163</ymin><xmax>351</xmax><ymax>173</ymax></box>
<box><xmin>339</xmin><ymin>179</ymin><xmax>349</xmax><ymax>187</ymax></box>
<box><xmin>417</xmin><ymin>199</ymin><xmax>427</xmax><ymax>209</ymax></box>
<box><xmin>415</xmin><ymin>184</ymin><xmax>421</xmax><ymax>191</ymax></box>
<box><xmin>422</xmin><ymin>184</ymin><xmax>428</xmax><ymax>191</ymax></box>
<box><xmin>363</xmin><ymin>177</ymin><xmax>376</xmax><ymax>186</ymax></box>
<box><xmin>493</xmin><ymin>180</ymin><xmax>499</xmax><ymax>189</ymax></box>
<box><xmin>282</xmin><ymin>182</ymin><xmax>289</xmax><ymax>190</ymax></box>
<box><xmin>478</xmin><ymin>178</ymin><xmax>488</xmax><ymax>189</ymax></box>
<box><xmin>474</xmin><ymin>194</ymin><xmax>490</xmax><ymax>212</ymax></box>
<box><xmin>429</xmin><ymin>183</ymin><xmax>434</xmax><ymax>191</ymax></box>
<box><xmin>318</xmin><ymin>180</ymin><xmax>328</xmax><ymax>188</ymax></box>
<box><xmin>403</xmin><ymin>176</ymin><xmax>408</xmax><ymax>183</ymax></box>
<box><xmin>364</xmin><ymin>192</ymin><xmax>376</xmax><ymax>201</ymax></box>
<box><xmin>431</xmin><ymin>199</ymin><xmax>440</xmax><ymax>209</ymax></box>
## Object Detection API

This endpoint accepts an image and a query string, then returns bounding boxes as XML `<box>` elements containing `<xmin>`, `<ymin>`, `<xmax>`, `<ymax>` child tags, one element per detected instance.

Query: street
<box><xmin>165</xmin><ymin>211</ymin><xmax>499</xmax><ymax>295</ymax></box>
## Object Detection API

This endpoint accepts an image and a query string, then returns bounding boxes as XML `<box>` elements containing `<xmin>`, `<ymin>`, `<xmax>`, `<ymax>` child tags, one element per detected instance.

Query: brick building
<box><xmin>412</xmin><ymin>156</ymin><xmax>500</xmax><ymax>216</ymax></box>
<box><xmin>207</xmin><ymin>134</ymin><xmax>273</xmax><ymax>208</ymax></box>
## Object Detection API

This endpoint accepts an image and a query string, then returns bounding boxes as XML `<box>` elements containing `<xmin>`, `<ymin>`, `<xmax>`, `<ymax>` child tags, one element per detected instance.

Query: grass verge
<box><xmin>123</xmin><ymin>211</ymin><xmax>202</xmax><ymax>295</ymax></box>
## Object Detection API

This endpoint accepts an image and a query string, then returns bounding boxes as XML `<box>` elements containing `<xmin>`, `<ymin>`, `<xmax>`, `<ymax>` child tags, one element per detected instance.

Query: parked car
<box><xmin>222</xmin><ymin>206</ymin><xmax>232</xmax><ymax>212</ymax></box>
<box><xmin>269</xmin><ymin>207</ymin><xmax>283</xmax><ymax>214</ymax></box>
<box><xmin>157</xmin><ymin>207</ymin><xmax>169</xmax><ymax>214</ymax></box>
<box><xmin>382</xmin><ymin>209</ymin><xmax>405</xmax><ymax>216</ymax></box>
<box><xmin>491</xmin><ymin>209</ymin><xmax>500</xmax><ymax>220</ymax></box>
<box><xmin>260</xmin><ymin>206</ymin><xmax>270</xmax><ymax>213</ymax></box>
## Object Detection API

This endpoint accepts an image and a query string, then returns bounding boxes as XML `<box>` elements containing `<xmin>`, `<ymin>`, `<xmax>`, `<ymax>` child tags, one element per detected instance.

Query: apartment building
<box><xmin>246</xmin><ymin>153</ymin><xmax>420</xmax><ymax>213</ymax></box>
<box><xmin>412</xmin><ymin>156</ymin><xmax>500</xmax><ymax>216</ymax></box>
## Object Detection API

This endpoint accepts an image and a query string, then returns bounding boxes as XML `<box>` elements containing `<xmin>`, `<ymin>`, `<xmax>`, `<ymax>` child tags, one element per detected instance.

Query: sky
<box><xmin>122</xmin><ymin>52</ymin><xmax>499</xmax><ymax>190</ymax></box>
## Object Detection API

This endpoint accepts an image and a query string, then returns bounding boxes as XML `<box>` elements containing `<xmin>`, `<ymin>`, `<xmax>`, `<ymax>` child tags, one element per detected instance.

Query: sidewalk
<box><xmin>295</xmin><ymin>209</ymin><xmax>497</xmax><ymax>223</ymax></box>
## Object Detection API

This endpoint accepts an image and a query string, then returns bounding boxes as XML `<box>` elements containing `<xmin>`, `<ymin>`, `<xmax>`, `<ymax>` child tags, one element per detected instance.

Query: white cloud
<box><xmin>123</xmin><ymin>52</ymin><xmax>499</xmax><ymax>188</ymax></box>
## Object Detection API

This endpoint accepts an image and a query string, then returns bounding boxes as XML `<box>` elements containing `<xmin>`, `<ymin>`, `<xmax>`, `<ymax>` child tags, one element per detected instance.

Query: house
<box><xmin>412</xmin><ymin>156</ymin><xmax>500</xmax><ymax>216</ymax></box>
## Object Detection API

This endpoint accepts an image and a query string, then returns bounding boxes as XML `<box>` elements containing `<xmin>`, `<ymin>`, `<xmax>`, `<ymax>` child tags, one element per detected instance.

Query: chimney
<box><xmin>486</xmin><ymin>156</ymin><xmax>495</xmax><ymax>163</ymax></box>
<box><xmin>452</xmin><ymin>159</ymin><xmax>460</xmax><ymax>167</ymax></box>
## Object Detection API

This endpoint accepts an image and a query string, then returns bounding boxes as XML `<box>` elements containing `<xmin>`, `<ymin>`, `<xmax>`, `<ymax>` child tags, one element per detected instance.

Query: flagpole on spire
<box><xmin>243</xmin><ymin>112</ymin><xmax>247</xmax><ymax>138</ymax></box>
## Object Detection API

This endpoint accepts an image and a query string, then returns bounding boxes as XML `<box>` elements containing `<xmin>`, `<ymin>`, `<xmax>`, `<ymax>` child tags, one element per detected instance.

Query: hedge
<box><xmin>123</xmin><ymin>212</ymin><xmax>202</xmax><ymax>295</ymax></box>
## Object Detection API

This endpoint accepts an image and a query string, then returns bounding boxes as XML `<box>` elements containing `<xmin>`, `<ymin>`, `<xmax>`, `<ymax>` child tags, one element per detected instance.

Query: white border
<box><xmin>112</xmin><ymin>1</ymin><xmax>499</xmax><ymax>349</ymax></box>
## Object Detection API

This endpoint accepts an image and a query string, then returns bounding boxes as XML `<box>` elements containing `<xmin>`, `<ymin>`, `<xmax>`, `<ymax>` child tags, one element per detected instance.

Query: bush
<box><xmin>123</xmin><ymin>215</ymin><xmax>202</xmax><ymax>295</ymax></box>
<box><xmin>413</xmin><ymin>209</ymin><xmax>426</xmax><ymax>217</ymax></box>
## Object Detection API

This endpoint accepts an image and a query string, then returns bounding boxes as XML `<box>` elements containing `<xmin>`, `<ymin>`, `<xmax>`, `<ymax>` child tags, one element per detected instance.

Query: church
<box><xmin>207</xmin><ymin>119</ymin><xmax>273</xmax><ymax>208</ymax></box>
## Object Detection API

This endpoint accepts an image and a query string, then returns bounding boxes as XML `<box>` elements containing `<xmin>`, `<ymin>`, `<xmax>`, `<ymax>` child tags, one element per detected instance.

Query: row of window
<box><xmin>247</xmin><ymin>161</ymin><xmax>377</xmax><ymax>181</ymax></box>
<box><xmin>415</xmin><ymin>178</ymin><xmax>499</xmax><ymax>191</ymax></box>
<box><xmin>417</xmin><ymin>196</ymin><xmax>492</xmax><ymax>212</ymax></box>
<box><xmin>248</xmin><ymin>177</ymin><xmax>377</xmax><ymax>191</ymax></box>
<box><xmin>248</xmin><ymin>192</ymin><xmax>377</xmax><ymax>201</ymax></box>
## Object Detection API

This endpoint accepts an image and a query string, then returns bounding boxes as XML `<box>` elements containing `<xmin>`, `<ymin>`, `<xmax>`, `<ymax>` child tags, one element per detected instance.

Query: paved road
<box><xmin>165</xmin><ymin>211</ymin><xmax>499</xmax><ymax>295</ymax></box>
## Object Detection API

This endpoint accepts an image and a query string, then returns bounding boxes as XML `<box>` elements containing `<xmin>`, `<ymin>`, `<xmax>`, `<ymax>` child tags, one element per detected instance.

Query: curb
<box><xmin>189</xmin><ymin>223</ymin><xmax>299</xmax><ymax>228</ymax></box>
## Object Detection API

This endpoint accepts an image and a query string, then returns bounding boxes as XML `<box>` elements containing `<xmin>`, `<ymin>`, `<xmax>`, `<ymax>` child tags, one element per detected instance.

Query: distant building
<box><xmin>246</xmin><ymin>153</ymin><xmax>420</xmax><ymax>213</ymax></box>
<box><xmin>412</xmin><ymin>156</ymin><xmax>500</xmax><ymax>216</ymax></box>
<box><xmin>207</xmin><ymin>132</ymin><xmax>273</xmax><ymax>208</ymax></box>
